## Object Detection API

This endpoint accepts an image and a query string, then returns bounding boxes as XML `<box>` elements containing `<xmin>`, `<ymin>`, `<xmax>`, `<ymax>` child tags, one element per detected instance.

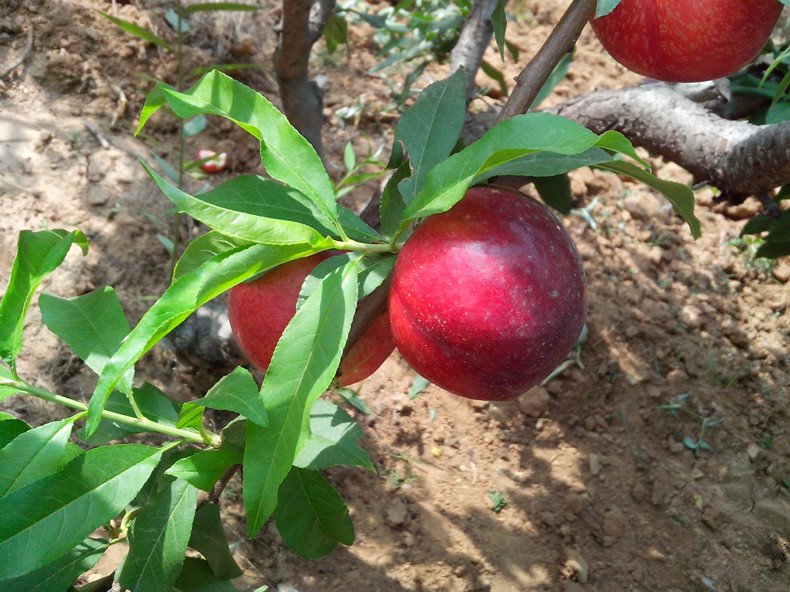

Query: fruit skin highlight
<box><xmin>389</xmin><ymin>186</ymin><xmax>587</xmax><ymax>401</ymax></box>
<box><xmin>228</xmin><ymin>252</ymin><xmax>394</xmax><ymax>386</ymax></box>
<box><xmin>590</xmin><ymin>0</ymin><xmax>783</xmax><ymax>83</ymax></box>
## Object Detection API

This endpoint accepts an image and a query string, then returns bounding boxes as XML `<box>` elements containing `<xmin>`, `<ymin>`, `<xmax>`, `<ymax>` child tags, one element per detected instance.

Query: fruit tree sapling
<box><xmin>590</xmin><ymin>0</ymin><xmax>783</xmax><ymax>83</ymax></box>
<box><xmin>228</xmin><ymin>252</ymin><xmax>395</xmax><ymax>386</ymax></box>
<box><xmin>389</xmin><ymin>186</ymin><xmax>587</xmax><ymax>401</ymax></box>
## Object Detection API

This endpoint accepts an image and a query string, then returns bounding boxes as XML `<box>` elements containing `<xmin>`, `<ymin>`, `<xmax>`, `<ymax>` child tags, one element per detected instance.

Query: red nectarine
<box><xmin>389</xmin><ymin>186</ymin><xmax>586</xmax><ymax>401</ymax></box>
<box><xmin>228</xmin><ymin>252</ymin><xmax>394</xmax><ymax>386</ymax></box>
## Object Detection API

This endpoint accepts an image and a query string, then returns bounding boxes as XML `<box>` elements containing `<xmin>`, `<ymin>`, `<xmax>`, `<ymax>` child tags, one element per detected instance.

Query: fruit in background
<box><xmin>228</xmin><ymin>252</ymin><xmax>394</xmax><ymax>386</ymax></box>
<box><xmin>196</xmin><ymin>149</ymin><xmax>228</xmax><ymax>173</ymax></box>
<box><xmin>590</xmin><ymin>0</ymin><xmax>783</xmax><ymax>83</ymax></box>
<box><xmin>389</xmin><ymin>186</ymin><xmax>586</xmax><ymax>401</ymax></box>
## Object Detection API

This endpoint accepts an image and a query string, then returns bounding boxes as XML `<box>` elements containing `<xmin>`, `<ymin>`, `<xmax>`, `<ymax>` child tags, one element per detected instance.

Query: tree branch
<box><xmin>449</xmin><ymin>0</ymin><xmax>501</xmax><ymax>103</ymax></box>
<box><xmin>552</xmin><ymin>82</ymin><xmax>790</xmax><ymax>197</ymax></box>
<box><xmin>274</xmin><ymin>0</ymin><xmax>336</xmax><ymax>160</ymax></box>
<box><xmin>498</xmin><ymin>0</ymin><xmax>596</xmax><ymax>121</ymax></box>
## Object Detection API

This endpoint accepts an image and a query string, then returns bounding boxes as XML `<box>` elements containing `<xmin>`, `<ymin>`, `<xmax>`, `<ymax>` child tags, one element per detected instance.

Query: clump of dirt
<box><xmin>1</xmin><ymin>1</ymin><xmax>789</xmax><ymax>591</ymax></box>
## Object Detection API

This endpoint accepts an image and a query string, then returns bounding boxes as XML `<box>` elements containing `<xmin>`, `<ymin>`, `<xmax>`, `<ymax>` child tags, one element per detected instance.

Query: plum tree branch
<box><xmin>498</xmin><ymin>0</ymin><xmax>596</xmax><ymax>121</ymax></box>
<box><xmin>551</xmin><ymin>82</ymin><xmax>790</xmax><ymax>197</ymax></box>
<box><xmin>449</xmin><ymin>0</ymin><xmax>502</xmax><ymax>103</ymax></box>
<box><xmin>274</xmin><ymin>0</ymin><xmax>336</xmax><ymax>160</ymax></box>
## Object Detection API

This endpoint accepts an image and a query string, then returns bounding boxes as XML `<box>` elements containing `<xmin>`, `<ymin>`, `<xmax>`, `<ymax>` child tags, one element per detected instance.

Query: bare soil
<box><xmin>2</xmin><ymin>1</ymin><xmax>790</xmax><ymax>591</ymax></box>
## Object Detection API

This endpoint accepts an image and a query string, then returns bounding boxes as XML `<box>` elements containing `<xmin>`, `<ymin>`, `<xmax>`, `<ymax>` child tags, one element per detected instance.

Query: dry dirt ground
<box><xmin>2</xmin><ymin>1</ymin><xmax>790</xmax><ymax>591</ymax></box>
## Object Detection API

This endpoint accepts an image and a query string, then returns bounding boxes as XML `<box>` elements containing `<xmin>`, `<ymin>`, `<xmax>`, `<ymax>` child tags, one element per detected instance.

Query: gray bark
<box><xmin>449</xmin><ymin>0</ymin><xmax>501</xmax><ymax>103</ymax></box>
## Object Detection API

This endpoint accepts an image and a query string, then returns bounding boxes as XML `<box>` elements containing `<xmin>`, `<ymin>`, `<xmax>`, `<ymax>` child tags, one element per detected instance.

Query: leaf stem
<box><xmin>10</xmin><ymin>381</ymin><xmax>220</xmax><ymax>446</ymax></box>
<box><xmin>331</xmin><ymin>239</ymin><xmax>398</xmax><ymax>254</ymax></box>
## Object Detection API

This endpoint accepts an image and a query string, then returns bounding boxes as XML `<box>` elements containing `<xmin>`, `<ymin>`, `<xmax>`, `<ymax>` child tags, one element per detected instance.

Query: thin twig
<box><xmin>497</xmin><ymin>0</ymin><xmax>596</xmax><ymax>121</ymax></box>
<box><xmin>1</xmin><ymin>27</ymin><xmax>34</xmax><ymax>78</ymax></box>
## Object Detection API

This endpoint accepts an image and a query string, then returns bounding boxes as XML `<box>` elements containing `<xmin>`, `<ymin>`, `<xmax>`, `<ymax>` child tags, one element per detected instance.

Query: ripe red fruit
<box><xmin>389</xmin><ymin>186</ymin><xmax>586</xmax><ymax>401</ymax></box>
<box><xmin>196</xmin><ymin>149</ymin><xmax>228</xmax><ymax>174</ymax></box>
<box><xmin>590</xmin><ymin>0</ymin><xmax>783</xmax><ymax>83</ymax></box>
<box><xmin>228</xmin><ymin>252</ymin><xmax>394</xmax><ymax>386</ymax></box>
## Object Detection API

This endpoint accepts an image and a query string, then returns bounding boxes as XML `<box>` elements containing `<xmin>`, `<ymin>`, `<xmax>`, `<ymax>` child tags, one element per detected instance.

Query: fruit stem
<box><xmin>8</xmin><ymin>380</ymin><xmax>220</xmax><ymax>447</ymax></box>
<box><xmin>331</xmin><ymin>239</ymin><xmax>398</xmax><ymax>254</ymax></box>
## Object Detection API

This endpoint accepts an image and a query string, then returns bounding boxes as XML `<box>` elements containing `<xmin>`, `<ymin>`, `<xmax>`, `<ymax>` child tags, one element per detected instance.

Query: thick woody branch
<box><xmin>274</xmin><ymin>0</ymin><xmax>336</xmax><ymax>160</ymax></box>
<box><xmin>552</xmin><ymin>83</ymin><xmax>790</xmax><ymax>197</ymax></box>
<box><xmin>449</xmin><ymin>0</ymin><xmax>501</xmax><ymax>103</ymax></box>
<box><xmin>498</xmin><ymin>0</ymin><xmax>596</xmax><ymax>120</ymax></box>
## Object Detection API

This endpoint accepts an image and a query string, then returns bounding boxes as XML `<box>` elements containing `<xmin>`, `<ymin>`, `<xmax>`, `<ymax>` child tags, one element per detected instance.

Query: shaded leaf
<box><xmin>173</xmin><ymin>557</ymin><xmax>237</xmax><ymax>592</ymax></box>
<box><xmin>533</xmin><ymin>174</ymin><xmax>573</xmax><ymax>215</ymax></box>
<box><xmin>0</xmin><ymin>413</ymin><xmax>29</xmax><ymax>450</ymax></box>
<box><xmin>117</xmin><ymin>478</ymin><xmax>198</xmax><ymax>592</ymax></box>
<box><xmin>0</xmin><ymin>417</ymin><xmax>75</xmax><ymax>497</ymax></box>
<box><xmin>0</xmin><ymin>444</ymin><xmax>162</xmax><ymax>580</ymax></box>
<box><xmin>293</xmin><ymin>399</ymin><xmax>373</xmax><ymax>471</ymax></box>
<box><xmin>243</xmin><ymin>260</ymin><xmax>359</xmax><ymax>535</ymax></box>
<box><xmin>274</xmin><ymin>467</ymin><xmax>354</xmax><ymax>559</ymax></box>
<box><xmin>188</xmin><ymin>504</ymin><xmax>242</xmax><ymax>579</ymax></box>
<box><xmin>0</xmin><ymin>229</ymin><xmax>88</xmax><ymax>367</ymax></box>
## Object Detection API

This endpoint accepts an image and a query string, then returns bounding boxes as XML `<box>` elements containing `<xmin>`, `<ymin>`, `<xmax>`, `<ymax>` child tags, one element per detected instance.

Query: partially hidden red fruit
<box><xmin>389</xmin><ymin>186</ymin><xmax>587</xmax><ymax>401</ymax></box>
<box><xmin>196</xmin><ymin>149</ymin><xmax>228</xmax><ymax>174</ymax></box>
<box><xmin>590</xmin><ymin>0</ymin><xmax>783</xmax><ymax>83</ymax></box>
<box><xmin>228</xmin><ymin>252</ymin><xmax>394</xmax><ymax>386</ymax></box>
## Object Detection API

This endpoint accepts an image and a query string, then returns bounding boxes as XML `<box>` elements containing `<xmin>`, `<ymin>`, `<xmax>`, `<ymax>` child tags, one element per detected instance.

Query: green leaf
<box><xmin>2</xmin><ymin>537</ymin><xmax>108</xmax><ymax>592</ymax></box>
<box><xmin>594</xmin><ymin>0</ymin><xmax>624</xmax><ymax>18</ymax></box>
<box><xmin>408</xmin><ymin>374</ymin><xmax>430</xmax><ymax>400</ymax></box>
<box><xmin>323</xmin><ymin>11</ymin><xmax>349</xmax><ymax>54</ymax></box>
<box><xmin>474</xmin><ymin>147</ymin><xmax>613</xmax><ymax>180</ymax></box>
<box><xmin>184</xmin><ymin>2</ymin><xmax>264</xmax><ymax>13</ymax></box>
<box><xmin>763</xmin><ymin>210</ymin><xmax>790</xmax><ymax>243</ymax></box>
<box><xmin>0</xmin><ymin>365</ymin><xmax>20</xmax><ymax>403</ymax></box>
<box><xmin>334</xmin><ymin>387</ymin><xmax>373</xmax><ymax>415</ymax></box>
<box><xmin>137</xmin><ymin>71</ymin><xmax>338</xmax><ymax>224</ymax></box>
<box><xmin>188</xmin><ymin>504</ymin><xmax>243</xmax><ymax>579</ymax></box>
<box><xmin>380</xmin><ymin>160</ymin><xmax>412</xmax><ymax>238</ymax></box>
<box><xmin>533</xmin><ymin>173</ymin><xmax>573</xmax><ymax>215</ymax></box>
<box><xmin>595</xmin><ymin>160</ymin><xmax>701</xmax><ymax>239</ymax></box>
<box><xmin>357</xmin><ymin>253</ymin><xmax>397</xmax><ymax>299</ymax></box>
<box><xmin>243</xmin><ymin>259</ymin><xmax>359</xmax><ymax>535</ymax></box>
<box><xmin>530</xmin><ymin>51</ymin><xmax>573</xmax><ymax>108</ymax></box>
<box><xmin>741</xmin><ymin>214</ymin><xmax>776</xmax><ymax>236</ymax></box>
<box><xmin>182</xmin><ymin>366</ymin><xmax>267</xmax><ymax>427</ymax></box>
<box><xmin>98</xmin><ymin>12</ymin><xmax>173</xmax><ymax>50</ymax></box>
<box><xmin>293</xmin><ymin>399</ymin><xmax>373</xmax><ymax>471</ymax></box>
<box><xmin>173</xmin><ymin>232</ymin><xmax>251</xmax><ymax>280</ymax></box>
<box><xmin>492</xmin><ymin>0</ymin><xmax>507</xmax><ymax>60</ymax></box>
<box><xmin>273</xmin><ymin>467</ymin><xmax>354</xmax><ymax>559</ymax></box>
<box><xmin>0</xmin><ymin>229</ymin><xmax>88</xmax><ymax>367</ymax></box>
<box><xmin>0</xmin><ymin>413</ymin><xmax>29</xmax><ymax>450</ymax></box>
<box><xmin>143</xmin><ymin>164</ymin><xmax>333</xmax><ymax>247</ymax></box>
<box><xmin>756</xmin><ymin>240</ymin><xmax>790</xmax><ymax>259</ymax></box>
<box><xmin>166</xmin><ymin>449</ymin><xmax>242</xmax><ymax>492</ymax></box>
<box><xmin>39</xmin><ymin>287</ymin><xmax>133</xmax><ymax>394</ymax></box>
<box><xmin>0</xmin><ymin>444</ymin><xmax>162</xmax><ymax>580</ymax></box>
<box><xmin>79</xmin><ymin>384</ymin><xmax>180</xmax><ymax>445</ymax></box>
<box><xmin>0</xmin><ymin>417</ymin><xmax>75</xmax><ymax>497</ymax></box>
<box><xmin>116</xmin><ymin>478</ymin><xmax>198</xmax><ymax>592</ymax></box>
<box><xmin>402</xmin><ymin>114</ymin><xmax>641</xmax><ymax>222</ymax></box>
<box><xmin>392</xmin><ymin>69</ymin><xmax>466</xmax><ymax>208</ymax></box>
<box><xmin>481</xmin><ymin>59</ymin><xmax>508</xmax><ymax>97</ymax></box>
<box><xmin>183</xmin><ymin>114</ymin><xmax>207</xmax><ymax>136</ymax></box>
<box><xmin>87</xmin><ymin>242</ymin><xmax>318</xmax><ymax>437</ymax></box>
<box><xmin>173</xmin><ymin>558</ymin><xmax>237</xmax><ymax>592</ymax></box>
<box><xmin>343</xmin><ymin>141</ymin><xmax>357</xmax><ymax>172</ymax></box>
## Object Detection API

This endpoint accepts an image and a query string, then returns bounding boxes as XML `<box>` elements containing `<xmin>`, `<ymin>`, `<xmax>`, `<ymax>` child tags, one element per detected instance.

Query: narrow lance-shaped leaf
<box><xmin>143</xmin><ymin>164</ymin><xmax>332</xmax><ymax>247</ymax></box>
<box><xmin>86</xmin><ymin>242</ymin><xmax>319</xmax><ymax>437</ymax></box>
<box><xmin>0</xmin><ymin>365</ymin><xmax>20</xmax><ymax>404</ymax></box>
<box><xmin>402</xmin><ymin>113</ymin><xmax>645</xmax><ymax>223</ymax></box>
<box><xmin>0</xmin><ymin>416</ymin><xmax>75</xmax><ymax>497</ymax></box>
<box><xmin>244</xmin><ymin>259</ymin><xmax>359</xmax><ymax>535</ymax></box>
<box><xmin>0</xmin><ymin>444</ymin><xmax>163</xmax><ymax>580</ymax></box>
<box><xmin>293</xmin><ymin>399</ymin><xmax>374</xmax><ymax>471</ymax></box>
<box><xmin>98</xmin><ymin>12</ymin><xmax>172</xmax><ymax>50</ymax></box>
<box><xmin>166</xmin><ymin>449</ymin><xmax>242</xmax><ymax>492</ymax></box>
<box><xmin>173</xmin><ymin>558</ymin><xmax>238</xmax><ymax>592</ymax></box>
<box><xmin>39</xmin><ymin>286</ymin><xmax>133</xmax><ymax>394</ymax></box>
<box><xmin>180</xmin><ymin>366</ymin><xmax>267</xmax><ymax>427</ymax></box>
<box><xmin>273</xmin><ymin>467</ymin><xmax>354</xmax><ymax>559</ymax></box>
<box><xmin>595</xmin><ymin>160</ymin><xmax>701</xmax><ymax>239</ymax></box>
<box><xmin>1</xmin><ymin>537</ymin><xmax>108</xmax><ymax>592</ymax></box>
<box><xmin>392</xmin><ymin>69</ymin><xmax>467</xmax><ymax>207</ymax></box>
<box><xmin>0</xmin><ymin>229</ymin><xmax>88</xmax><ymax>368</ymax></box>
<box><xmin>136</xmin><ymin>70</ymin><xmax>339</xmax><ymax>225</ymax></box>
<box><xmin>187</xmin><ymin>503</ymin><xmax>243</xmax><ymax>580</ymax></box>
<box><xmin>116</xmin><ymin>478</ymin><xmax>198</xmax><ymax>592</ymax></box>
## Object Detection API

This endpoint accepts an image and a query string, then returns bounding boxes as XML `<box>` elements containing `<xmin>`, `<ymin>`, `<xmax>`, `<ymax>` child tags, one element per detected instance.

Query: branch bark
<box><xmin>551</xmin><ymin>82</ymin><xmax>790</xmax><ymax>197</ymax></box>
<box><xmin>274</xmin><ymin>0</ymin><xmax>336</xmax><ymax>160</ymax></box>
<box><xmin>449</xmin><ymin>0</ymin><xmax>501</xmax><ymax>103</ymax></box>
